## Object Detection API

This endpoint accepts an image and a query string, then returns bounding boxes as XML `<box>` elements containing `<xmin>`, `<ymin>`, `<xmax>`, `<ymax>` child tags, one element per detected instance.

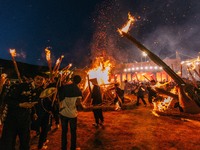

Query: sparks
<box><xmin>118</xmin><ymin>12</ymin><xmax>136</xmax><ymax>35</ymax></box>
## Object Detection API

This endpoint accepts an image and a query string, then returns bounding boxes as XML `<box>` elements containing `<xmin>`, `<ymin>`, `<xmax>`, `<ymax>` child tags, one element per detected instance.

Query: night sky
<box><xmin>0</xmin><ymin>0</ymin><xmax>199</xmax><ymax>68</ymax></box>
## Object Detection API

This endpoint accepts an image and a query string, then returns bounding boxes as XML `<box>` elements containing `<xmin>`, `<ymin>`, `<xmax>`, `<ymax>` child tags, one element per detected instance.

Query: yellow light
<box><xmin>142</xmin><ymin>52</ymin><xmax>147</xmax><ymax>57</ymax></box>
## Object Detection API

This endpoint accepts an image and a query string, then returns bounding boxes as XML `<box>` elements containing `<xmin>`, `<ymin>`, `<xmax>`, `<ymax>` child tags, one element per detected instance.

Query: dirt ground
<box><xmin>28</xmin><ymin>98</ymin><xmax>200</xmax><ymax>150</ymax></box>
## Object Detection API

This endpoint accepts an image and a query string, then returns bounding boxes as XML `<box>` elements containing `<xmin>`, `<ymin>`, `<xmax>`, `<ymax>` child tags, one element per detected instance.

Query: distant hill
<box><xmin>0</xmin><ymin>58</ymin><xmax>49</xmax><ymax>79</ymax></box>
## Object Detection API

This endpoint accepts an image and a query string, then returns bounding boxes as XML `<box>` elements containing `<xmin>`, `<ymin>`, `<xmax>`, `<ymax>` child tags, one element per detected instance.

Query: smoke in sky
<box><xmin>90</xmin><ymin>0</ymin><xmax>200</xmax><ymax>64</ymax></box>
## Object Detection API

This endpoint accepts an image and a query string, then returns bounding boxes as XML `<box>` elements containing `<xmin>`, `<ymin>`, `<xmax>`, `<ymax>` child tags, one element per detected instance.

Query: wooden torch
<box><xmin>9</xmin><ymin>49</ymin><xmax>22</xmax><ymax>83</ymax></box>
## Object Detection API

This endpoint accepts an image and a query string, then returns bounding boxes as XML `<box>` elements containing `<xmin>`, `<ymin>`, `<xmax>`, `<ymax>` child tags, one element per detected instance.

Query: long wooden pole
<box><xmin>9</xmin><ymin>50</ymin><xmax>22</xmax><ymax>83</ymax></box>
<box><xmin>142</xmin><ymin>74</ymin><xmax>150</xmax><ymax>81</ymax></box>
<box><xmin>121</xmin><ymin>32</ymin><xmax>185</xmax><ymax>85</ymax></box>
<box><xmin>120</xmin><ymin>32</ymin><xmax>200</xmax><ymax>108</ymax></box>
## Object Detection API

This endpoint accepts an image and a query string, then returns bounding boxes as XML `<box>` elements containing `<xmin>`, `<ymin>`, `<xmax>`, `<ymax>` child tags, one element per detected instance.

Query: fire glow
<box><xmin>118</xmin><ymin>13</ymin><xmax>176</xmax><ymax>113</ymax></box>
<box><xmin>118</xmin><ymin>12</ymin><xmax>136</xmax><ymax>35</ymax></box>
<box><xmin>88</xmin><ymin>59</ymin><xmax>111</xmax><ymax>85</ymax></box>
<box><xmin>153</xmin><ymin>97</ymin><xmax>173</xmax><ymax>112</ymax></box>
<box><xmin>9</xmin><ymin>49</ymin><xmax>17</xmax><ymax>57</ymax></box>
<box><xmin>45</xmin><ymin>48</ymin><xmax>51</xmax><ymax>61</ymax></box>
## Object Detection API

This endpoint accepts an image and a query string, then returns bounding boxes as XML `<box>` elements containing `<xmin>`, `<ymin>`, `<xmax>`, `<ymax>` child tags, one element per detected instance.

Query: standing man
<box><xmin>90</xmin><ymin>78</ymin><xmax>104</xmax><ymax>128</ymax></box>
<box><xmin>58</xmin><ymin>75</ymin><xmax>83</xmax><ymax>150</ymax></box>
<box><xmin>35</xmin><ymin>86</ymin><xmax>55</xmax><ymax>150</ymax></box>
<box><xmin>136</xmin><ymin>82</ymin><xmax>147</xmax><ymax>106</ymax></box>
<box><xmin>1</xmin><ymin>74</ymin><xmax>44</xmax><ymax>150</ymax></box>
<box><xmin>146</xmin><ymin>80</ymin><xmax>157</xmax><ymax>106</ymax></box>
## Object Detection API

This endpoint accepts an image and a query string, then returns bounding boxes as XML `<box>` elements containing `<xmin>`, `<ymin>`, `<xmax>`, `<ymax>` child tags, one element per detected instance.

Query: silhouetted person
<box><xmin>90</xmin><ymin>78</ymin><xmax>104</xmax><ymax>128</ymax></box>
<box><xmin>136</xmin><ymin>82</ymin><xmax>147</xmax><ymax>106</ymax></box>
<box><xmin>147</xmin><ymin>80</ymin><xmax>157</xmax><ymax>105</ymax></box>
<box><xmin>1</xmin><ymin>75</ymin><xmax>44</xmax><ymax>150</ymax></box>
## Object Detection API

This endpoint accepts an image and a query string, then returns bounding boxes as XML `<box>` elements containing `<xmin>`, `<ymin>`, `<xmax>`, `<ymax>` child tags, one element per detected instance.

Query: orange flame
<box><xmin>88</xmin><ymin>59</ymin><xmax>111</xmax><ymax>85</ymax></box>
<box><xmin>53</xmin><ymin>55</ymin><xmax>64</xmax><ymax>73</ymax></box>
<box><xmin>153</xmin><ymin>97</ymin><xmax>173</xmax><ymax>112</ymax></box>
<box><xmin>45</xmin><ymin>48</ymin><xmax>51</xmax><ymax>61</ymax></box>
<box><xmin>61</xmin><ymin>63</ymin><xmax>72</xmax><ymax>73</ymax></box>
<box><xmin>118</xmin><ymin>12</ymin><xmax>136</xmax><ymax>35</ymax></box>
<box><xmin>9</xmin><ymin>49</ymin><xmax>16</xmax><ymax>57</ymax></box>
<box><xmin>55</xmin><ymin>55</ymin><xmax>64</xmax><ymax>66</ymax></box>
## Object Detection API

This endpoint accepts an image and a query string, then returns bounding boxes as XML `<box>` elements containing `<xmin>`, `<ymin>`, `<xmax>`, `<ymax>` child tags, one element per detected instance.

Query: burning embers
<box><xmin>153</xmin><ymin>97</ymin><xmax>173</xmax><ymax>112</ymax></box>
<box><xmin>118</xmin><ymin>13</ymin><xmax>185</xmax><ymax>114</ymax></box>
<box><xmin>9</xmin><ymin>49</ymin><xmax>22</xmax><ymax>83</ymax></box>
<box><xmin>88</xmin><ymin>57</ymin><xmax>112</xmax><ymax>85</ymax></box>
<box><xmin>151</xmin><ymin>81</ymin><xmax>177</xmax><ymax>114</ymax></box>
<box><xmin>118</xmin><ymin>12</ymin><xmax>136</xmax><ymax>35</ymax></box>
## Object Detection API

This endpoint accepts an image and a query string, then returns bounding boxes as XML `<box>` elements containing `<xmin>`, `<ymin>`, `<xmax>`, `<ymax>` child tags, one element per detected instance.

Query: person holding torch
<box><xmin>0</xmin><ymin>74</ymin><xmax>45</xmax><ymax>150</ymax></box>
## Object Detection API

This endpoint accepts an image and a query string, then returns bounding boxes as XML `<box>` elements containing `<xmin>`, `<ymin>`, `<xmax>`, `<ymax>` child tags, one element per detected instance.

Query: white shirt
<box><xmin>59</xmin><ymin>96</ymin><xmax>82</xmax><ymax>118</ymax></box>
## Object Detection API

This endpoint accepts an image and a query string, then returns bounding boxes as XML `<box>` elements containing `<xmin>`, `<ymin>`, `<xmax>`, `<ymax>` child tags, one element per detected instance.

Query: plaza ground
<box><xmin>29</xmin><ymin>98</ymin><xmax>200</xmax><ymax>150</ymax></box>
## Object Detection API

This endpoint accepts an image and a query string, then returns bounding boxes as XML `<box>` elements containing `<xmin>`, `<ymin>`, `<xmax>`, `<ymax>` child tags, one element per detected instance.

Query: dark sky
<box><xmin>0</xmin><ymin>0</ymin><xmax>199</xmax><ymax>68</ymax></box>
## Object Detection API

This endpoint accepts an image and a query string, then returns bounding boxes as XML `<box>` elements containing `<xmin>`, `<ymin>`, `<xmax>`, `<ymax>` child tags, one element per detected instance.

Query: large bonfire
<box><xmin>88</xmin><ymin>56</ymin><xmax>112</xmax><ymax>85</ymax></box>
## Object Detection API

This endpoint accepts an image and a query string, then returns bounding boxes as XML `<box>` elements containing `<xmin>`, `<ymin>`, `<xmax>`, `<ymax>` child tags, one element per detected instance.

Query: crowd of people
<box><xmin>0</xmin><ymin>73</ymin><xmax>86</xmax><ymax>150</ymax></box>
<box><xmin>1</xmin><ymin>71</ymin><xmax>197</xmax><ymax>150</ymax></box>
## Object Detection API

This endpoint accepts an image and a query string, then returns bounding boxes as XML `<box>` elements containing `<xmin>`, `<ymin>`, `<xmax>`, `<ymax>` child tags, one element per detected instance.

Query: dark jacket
<box><xmin>91</xmin><ymin>85</ymin><xmax>102</xmax><ymax>105</ymax></box>
<box><xmin>6</xmin><ymin>82</ymin><xmax>42</xmax><ymax>119</ymax></box>
<box><xmin>59</xmin><ymin>83</ymin><xmax>82</xmax><ymax>101</ymax></box>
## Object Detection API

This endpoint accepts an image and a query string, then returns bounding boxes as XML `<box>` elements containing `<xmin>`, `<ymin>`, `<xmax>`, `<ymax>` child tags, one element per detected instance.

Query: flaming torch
<box><xmin>53</xmin><ymin>55</ymin><xmax>64</xmax><ymax>74</ymax></box>
<box><xmin>9</xmin><ymin>49</ymin><xmax>22</xmax><ymax>83</ymax></box>
<box><xmin>118</xmin><ymin>13</ymin><xmax>200</xmax><ymax>113</ymax></box>
<box><xmin>60</xmin><ymin>63</ymin><xmax>73</xmax><ymax>83</ymax></box>
<box><xmin>45</xmin><ymin>47</ymin><xmax>52</xmax><ymax>77</ymax></box>
<box><xmin>117</xmin><ymin>13</ymin><xmax>185</xmax><ymax>86</ymax></box>
<box><xmin>61</xmin><ymin>63</ymin><xmax>72</xmax><ymax>73</ymax></box>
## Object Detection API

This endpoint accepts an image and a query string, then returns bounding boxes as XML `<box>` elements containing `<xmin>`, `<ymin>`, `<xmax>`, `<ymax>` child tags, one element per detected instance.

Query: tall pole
<box><xmin>9</xmin><ymin>49</ymin><xmax>22</xmax><ymax>83</ymax></box>
<box><xmin>121</xmin><ymin>32</ymin><xmax>185</xmax><ymax>85</ymax></box>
